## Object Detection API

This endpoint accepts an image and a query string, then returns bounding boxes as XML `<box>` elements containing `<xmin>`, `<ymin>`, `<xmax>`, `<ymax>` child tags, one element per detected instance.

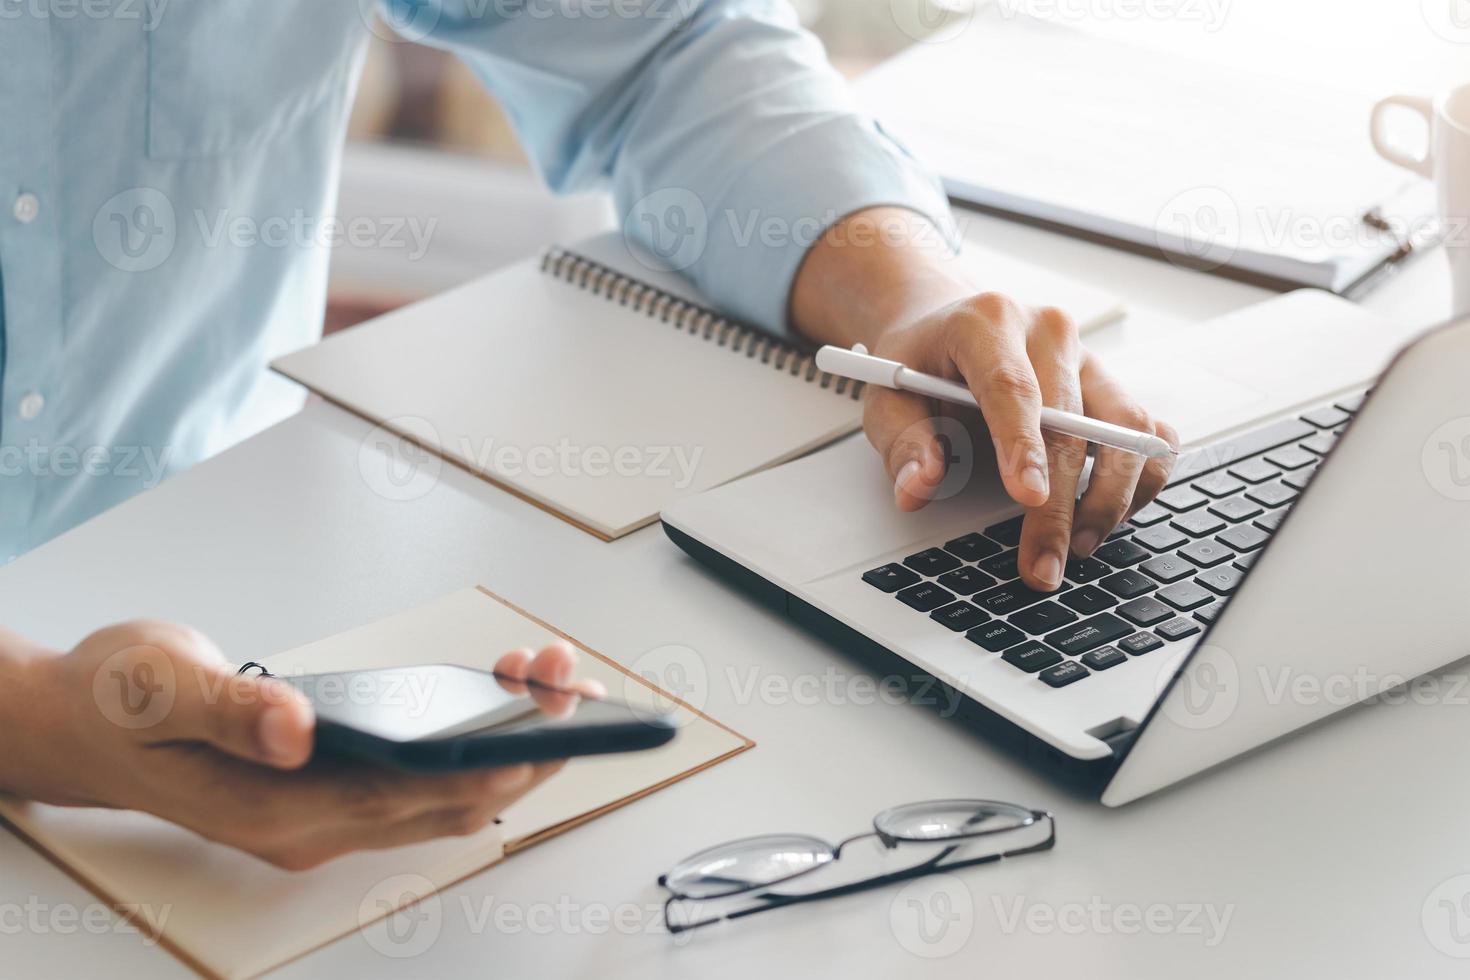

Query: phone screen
<box><xmin>279</xmin><ymin>664</ymin><xmax>643</xmax><ymax>743</ymax></box>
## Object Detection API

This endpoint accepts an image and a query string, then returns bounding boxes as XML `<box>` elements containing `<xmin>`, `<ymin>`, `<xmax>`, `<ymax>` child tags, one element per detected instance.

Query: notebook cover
<box><xmin>272</xmin><ymin>242</ymin><xmax>865</xmax><ymax>541</ymax></box>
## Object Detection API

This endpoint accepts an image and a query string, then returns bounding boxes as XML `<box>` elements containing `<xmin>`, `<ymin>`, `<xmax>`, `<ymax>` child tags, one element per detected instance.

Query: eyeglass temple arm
<box><xmin>664</xmin><ymin>816</ymin><xmax>1057</xmax><ymax>935</ymax></box>
<box><xmin>664</xmin><ymin>857</ymin><xmax>961</xmax><ymax>935</ymax></box>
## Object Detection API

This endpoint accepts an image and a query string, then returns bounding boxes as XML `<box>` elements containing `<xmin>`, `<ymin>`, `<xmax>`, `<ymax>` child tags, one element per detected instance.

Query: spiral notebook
<box><xmin>273</xmin><ymin>232</ymin><xmax>1122</xmax><ymax>540</ymax></box>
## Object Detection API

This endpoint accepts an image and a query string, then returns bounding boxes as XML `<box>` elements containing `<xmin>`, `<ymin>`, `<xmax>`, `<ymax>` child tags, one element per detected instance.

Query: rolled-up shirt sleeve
<box><xmin>404</xmin><ymin>0</ymin><xmax>956</xmax><ymax>336</ymax></box>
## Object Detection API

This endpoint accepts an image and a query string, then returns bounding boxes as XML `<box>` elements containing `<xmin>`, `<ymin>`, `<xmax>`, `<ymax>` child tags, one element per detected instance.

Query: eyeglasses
<box><xmin>657</xmin><ymin>798</ymin><xmax>1056</xmax><ymax>934</ymax></box>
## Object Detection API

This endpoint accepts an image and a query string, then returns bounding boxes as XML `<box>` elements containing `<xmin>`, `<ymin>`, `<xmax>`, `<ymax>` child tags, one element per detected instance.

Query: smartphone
<box><xmin>277</xmin><ymin>664</ymin><xmax>677</xmax><ymax>771</ymax></box>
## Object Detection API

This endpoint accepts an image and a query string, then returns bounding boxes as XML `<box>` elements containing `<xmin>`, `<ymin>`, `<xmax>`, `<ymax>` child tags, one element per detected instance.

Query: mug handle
<box><xmin>1370</xmin><ymin>94</ymin><xmax>1435</xmax><ymax>179</ymax></box>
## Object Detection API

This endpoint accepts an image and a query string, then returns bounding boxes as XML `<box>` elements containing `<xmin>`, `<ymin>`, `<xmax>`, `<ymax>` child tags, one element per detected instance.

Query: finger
<box><xmin>526</xmin><ymin>642</ymin><xmax>584</xmax><ymax>716</ymax></box>
<box><xmin>862</xmin><ymin>388</ymin><xmax>948</xmax><ymax>511</ymax></box>
<box><xmin>493</xmin><ymin>647</ymin><xmax>535</xmax><ymax>695</ymax></box>
<box><xmin>945</xmin><ymin>294</ymin><xmax>1050</xmax><ymax>509</ymax></box>
<box><xmin>1016</xmin><ymin>309</ymin><xmax>1085</xmax><ymax>590</ymax></box>
<box><xmin>96</xmin><ymin>621</ymin><xmax>315</xmax><ymax>770</ymax></box>
<box><xmin>1072</xmin><ymin>447</ymin><xmax>1142</xmax><ymax>556</ymax></box>
<box><xmin>1128</xmin><ymin>419</ymin><xmax>1180</xmax><ymax>517</ymax></box>
<box><xmin>1076</xmin><ymin>354</ymin><xmax>1168</xmax><ymax>539</ymax></box>
<box><xmin>526</xmin><ymin>641</ymin><xmax>575</xmax><ymax>689</ymax></box>
<box><xmin>266</xmin><ymin>760</ymin><xmax>566</xmax><ymax>869</ymax></box>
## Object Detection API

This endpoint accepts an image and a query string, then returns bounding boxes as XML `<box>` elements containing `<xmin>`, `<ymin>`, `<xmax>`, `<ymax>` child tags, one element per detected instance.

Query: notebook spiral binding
<box><xmin>541</xmin><ymin>247</ymin><xmax>863</xmax><ymax>401</ymax></box>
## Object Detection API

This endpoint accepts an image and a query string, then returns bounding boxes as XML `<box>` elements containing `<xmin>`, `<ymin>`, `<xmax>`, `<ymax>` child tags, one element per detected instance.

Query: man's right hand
<box><xmin>0</xmin><ymin>621</ymin><xmax>593</xmax><ymax>870</ymax></box>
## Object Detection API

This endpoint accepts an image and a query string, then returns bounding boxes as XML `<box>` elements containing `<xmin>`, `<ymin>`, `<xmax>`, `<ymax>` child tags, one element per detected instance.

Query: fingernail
<box><xmin>1072</xmin><ymin>529</ymin><xmax>1101</xmax><ymax>557</ymax></box>
<box><xmin>258</xmin><ymin>703</ymin><xmax>303</xmax><ymax>764</ymax></box>
<box><xmin>1033</xmin><ymin>554</ymin><xmax>1062</xmax><ymax>589</ymax></box>
<box><xmin>894</xmin><ymin>460</ymin><xmax>921</xmax><ymax>499</ymax></box>
<box><xmin>1021</xmin><ymin>464</ymin><xmax>1049</xmax><ymax>497</ymax></box>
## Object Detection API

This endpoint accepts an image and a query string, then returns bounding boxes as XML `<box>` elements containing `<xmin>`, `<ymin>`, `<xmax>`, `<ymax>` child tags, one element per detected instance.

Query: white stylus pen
<box><xmin>815</xmin><ymin>344</ymin><xmax>1177</xmax><ymax>460</ymax></box>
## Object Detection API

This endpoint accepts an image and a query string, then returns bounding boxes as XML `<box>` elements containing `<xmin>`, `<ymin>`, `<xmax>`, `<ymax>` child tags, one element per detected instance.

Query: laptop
<box><xmin>660</xmin><ymin>291</ymin><xmax>1470</xmax><ymax>805</ymax></box>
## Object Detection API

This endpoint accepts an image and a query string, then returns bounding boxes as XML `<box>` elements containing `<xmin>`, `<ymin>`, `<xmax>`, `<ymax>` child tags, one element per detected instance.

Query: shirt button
<box><xmin>13</xmin><ymin>193</ymin><xmax>39</xmax><ymax>224</ymax></box>
<box><xmin>17</xmin><ymin>391</ymin><xmax>45</xmax><ymax>420</ymax></box>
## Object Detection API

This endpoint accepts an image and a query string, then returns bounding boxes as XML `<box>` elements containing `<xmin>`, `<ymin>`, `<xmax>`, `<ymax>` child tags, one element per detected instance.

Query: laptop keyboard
<box><xmin>861</xmin><ymin>391</ymin><xmax>1366</xmax><ymax>690</ymax></box>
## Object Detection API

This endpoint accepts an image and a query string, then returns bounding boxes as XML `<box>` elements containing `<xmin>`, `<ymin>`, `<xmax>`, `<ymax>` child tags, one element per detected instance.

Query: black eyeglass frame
<box><xmin>657</xmin><ymin>800</ymin><xmax>1057</xmax><ymax>934</ymax></box>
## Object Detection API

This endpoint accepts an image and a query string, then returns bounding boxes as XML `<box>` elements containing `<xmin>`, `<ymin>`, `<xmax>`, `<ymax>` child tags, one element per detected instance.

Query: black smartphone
<box><xmin>277</xmin><ymin>664</ymin><xmax>676</xmax><ymax>771</ymax></box>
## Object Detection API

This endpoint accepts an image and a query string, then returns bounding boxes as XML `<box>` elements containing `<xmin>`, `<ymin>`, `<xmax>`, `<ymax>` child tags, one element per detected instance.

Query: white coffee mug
<box><xmin>1371</xmin><ymin>83</ymin><xmax>1470</xmax><ymax>317</ymax></box>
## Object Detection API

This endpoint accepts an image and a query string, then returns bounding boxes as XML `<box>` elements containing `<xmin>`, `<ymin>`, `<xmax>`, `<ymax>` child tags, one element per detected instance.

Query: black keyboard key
<box><xmin>1045</xmin><ymin>612</ymin><xmax>1134</xmax><ymax>656</ymax></box>
<box><xmin>1106</xmin><ymin>525</ymin><xmax>1134</xmax><ymax>540</ymax></box>
<box><xmin>1156</xmin><ymin>617</ymin><xmax>1202</xmax><ymax>641</ymax></box>
<box><xmin>1119</xmin><ymin>631</ymin><xmax>1164</xmax><ymax>655</ymax></box>
<box><xmin>1282</xmin><ymin>465</ymin><xmax>1318</xmax><ymax>490</ymax></box>
<box><xmin>1194</xmin><ymin>602</ymin><xmax>1223</xmax><ymax>624</ymax></box>
<box><xmin>1157</xmin><ymin>580</ymin><xmax>1214</xmax><ymax>610</ymax></box>
<box><xmin>978</xmin><ymin>550</ymin><xmax>1019</xmax><ymax>580</ymax></box>
<box><xmin>1171</xmin><ymin>510</ymin><xmax>1227</xmax><ymax>537</ymax></box>
<box><xmin>974</xmin><ymin>580</ymin><xmax>1057</xmax><ymax>615</ymax></box>
<box><xmin>944</xmin><ymin>532</ymin><xmax>1002</xmax><ymax>562</ymax></box>
<box><xmin>1301</xmin><ymin>406</ymin><xmax>1350</xmax><ymax>429</ymax></box>
<box><xmin>1081</xmin><ymin>645</ymin><xmax>1127</xmax><ymax>671</ymax></box>
<box><xmin>863</xmin><ymin>563</ymin><xmax>920</xmax><ymax>593</ymax></box>
<box><xmin>1207</xmin><ymin>496</ymin><xmax>1262</xmax><ymax>523</ymax></box>
<box><xmin>896</xmin><ymin>582</ymin><xmax>956</xmax><ymax>612</ymax></box>
<box><xmin>1227</xmin><ymin>458</ymin><xmax>1279</xmax><ymax>484</ymax></box>
<box><xmin>1059</xmin><ymin>585</ymin><xmax>1117</xmax><ymax>615</ymax></box>
<box><xmin>1196</xmin><ymin>565</ymin><xmax>1243</xmax><ymax>595</ymax></box>
<box><xmin>1040</xmin><ymin>660</ymin><xmax>1090</xmax><ymax>688</ymax></box>
<box><xmin>1100</xmin><ymin>568</ymin><xmax>1156</xmax><ymax>598</ymax></box>
<box><xmin>1253</xmin><ymin>510</ymin><xmax>1286</xmax><ymax>531</ymax></box>
<box><xmin>1245</xmin><ymin>482</ymin><xmax>1297</xmax><ymax>508</ymax></box>
<box><xmin>1116</xmin><ymin>595</ymin><xmax>1173</xmax><ymax>626</ymax></box>
<box><xmin>1265</xmin><ymin>446</ymin><xmax>1316</xmax><ymax>470</ymax></box>
<box><xmin>1002</xmin><ymin>642</ymin><xmax>1063</xmax><ymax>673</ymax></box>
<box><xmin>930</xmin><ymin>601</ymin><xmax>990</xmax><ymax>631</ymax></box>
<box><xmin>903</xmin><ymin>547</ymin><xmax>962</xmax><ymax>576</ymax></box>
<box><xmin>1011</xmin><ymin>601</ymin><xmax>1079</xmax><ymax>635</ymax></box>
<box><xmin>984</xmin><ymin>515</ymin><xmax>1024</xmax><ymax>547</ymax></box>
<box><xmin>1140</xmin><ymin>554</ymin><xmax>1193</xmax><ymax>583</ymax></box>
<box><xmin>1134</xmin><ymin>524</ymin><xmax>1187</xmax><ymax>552</ymax></box>
<box><xmin>1128</xmin><ymin>502</ymin><xmax>1170</xmax><ymax>527</ymax></box>
<box><xmin>1094</xmin><ymin>538</ymin><xmax>1150</xmax><ymax>567</ymax></box>
<box><xmin>967</xmin><ymin>621</ymin><xmax>1027</xmax><ymax>652</ymax></box>
<box><xmin>1191</xmin><ymin>471</ymin><xmax>1245</xmax><ymax>498</ymax></box>
<box><xmin>1217</xmin><ymin>524</ymin><xmax>1270</xmax><ymax>552</ymax></box>
<box><xmin>1179</xmin><ymin>539</ymin><xmax>1235</xmax><ymax>568</ymax></box>
<box><xmin>1156</xmin><ymin>485</ymin><xmax>1208</xmax><ymax>512</ymax></box>
<box><xmin>1299</xmin><ymin>432</ymin><xmax>1336</xmax><ymax>455</ymax></box>
<box><xmin>937</xmin><ymin>566</ymin><xmax>997</xmax><ymax>596</ymax></box>
<box><xmin>1168</xmin><ymin>417</ymin><xmax>1316</xmax><ymax>486</ymax></box>
<box><xmin>1064</xmin><ymin>555</ymin><xmax>1111</xmax><ymax>584</ymax></box>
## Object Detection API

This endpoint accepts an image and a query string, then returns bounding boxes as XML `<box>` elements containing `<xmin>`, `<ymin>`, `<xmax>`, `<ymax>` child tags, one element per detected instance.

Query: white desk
<box><xmin>2</xmin><ymin>211</ymin><xmax>1468</xmax><ymax>979</ymax></box>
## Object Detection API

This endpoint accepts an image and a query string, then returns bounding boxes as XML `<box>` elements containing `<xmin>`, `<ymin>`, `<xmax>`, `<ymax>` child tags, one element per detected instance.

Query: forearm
<box><xmin>0</xmin><ymin>628</ymin><xmax>62</xmax><ymax>798</ymax></box>
<box><xmin>790</xmin><ymin>207</ymin><xmax>974</xmax><ymax>349</ymax></box>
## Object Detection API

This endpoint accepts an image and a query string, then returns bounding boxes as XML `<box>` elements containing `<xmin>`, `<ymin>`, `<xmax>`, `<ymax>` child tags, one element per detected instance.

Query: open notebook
<box><xmin>273</xmin><ymin>231</ymin><xmax>1123</xmax><ymax>540</ymax></box>
<box><xmin>0</xmin><ymin>588</ymin><xmax>751</xmax><ymax>980</ymax></box>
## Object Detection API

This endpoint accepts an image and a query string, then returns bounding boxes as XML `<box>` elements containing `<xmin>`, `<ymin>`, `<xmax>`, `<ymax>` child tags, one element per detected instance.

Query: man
<box><xmin>0</xmin><ymin>1</ymin><xmax>1173</xmax><ymax>867</ymax></box>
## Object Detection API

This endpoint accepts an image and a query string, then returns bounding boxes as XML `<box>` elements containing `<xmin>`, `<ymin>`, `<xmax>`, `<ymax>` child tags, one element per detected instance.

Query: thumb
<box><xmin>862</xmin><ymin>389</ymin><xmax>948</xmax><ymax>511</ymax></box>
<box><xmin>139</xmin><ymin>630</ymin><xmax>314</xmax><ymax>769</ymax></box>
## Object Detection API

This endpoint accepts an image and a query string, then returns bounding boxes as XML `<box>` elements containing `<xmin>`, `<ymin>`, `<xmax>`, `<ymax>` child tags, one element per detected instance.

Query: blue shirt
<box><xmin>0</xmin><ymin>0</ymin><xmax>950</xmax><ymax>559</ymax></box>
